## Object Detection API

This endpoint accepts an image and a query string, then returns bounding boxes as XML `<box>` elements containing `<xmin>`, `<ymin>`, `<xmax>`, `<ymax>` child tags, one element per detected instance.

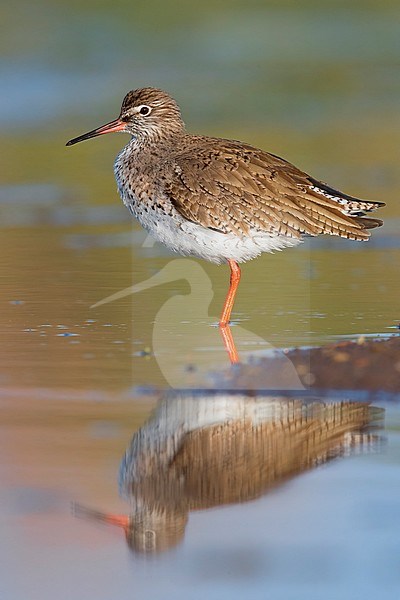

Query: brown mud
<box><xmin>218</xmin><ymin>335</ymin><xmax>400</xmax><ymax>394</ymax></box>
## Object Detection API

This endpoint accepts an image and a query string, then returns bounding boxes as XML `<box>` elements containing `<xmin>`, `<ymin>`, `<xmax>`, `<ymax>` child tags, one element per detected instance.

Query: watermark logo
<box><xmin>92</xmin><ymin>255</ymin><xmax>305</xmax><ymax>390</ymax></box>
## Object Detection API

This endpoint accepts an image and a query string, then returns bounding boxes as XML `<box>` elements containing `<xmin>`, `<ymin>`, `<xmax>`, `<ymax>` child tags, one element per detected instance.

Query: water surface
<box><xmin>1</xmin><ymin>1</ymin><xmax>399</xmax><ymax>598</ymax></box>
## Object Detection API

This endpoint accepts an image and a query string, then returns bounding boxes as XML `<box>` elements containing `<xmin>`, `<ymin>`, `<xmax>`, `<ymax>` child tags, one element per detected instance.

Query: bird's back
<box><xmin>161</xmin><ymin>133</ymin><xmax>384</xmax><ymax>241</ymax></box>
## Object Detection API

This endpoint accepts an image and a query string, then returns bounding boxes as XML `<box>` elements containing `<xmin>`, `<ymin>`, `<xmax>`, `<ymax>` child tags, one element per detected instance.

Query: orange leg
<box><xmin>219</xmin><ymin>323</ymin><xmax>240</xmax><ymax>364</ymax></box>
<box><xmin>219</xmin><ymin>259</ymin><xmax>241</xmax><ymax>327</ymax></box>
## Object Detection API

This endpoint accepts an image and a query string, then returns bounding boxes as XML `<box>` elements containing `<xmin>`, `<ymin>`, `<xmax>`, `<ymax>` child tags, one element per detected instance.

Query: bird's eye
<box><xmin>138</xmin><ymin>105</ymin><xmax>151</xmax><ymax>116</ymax></box>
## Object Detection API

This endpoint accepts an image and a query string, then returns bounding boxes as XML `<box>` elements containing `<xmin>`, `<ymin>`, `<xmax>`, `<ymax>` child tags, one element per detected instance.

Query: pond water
<box><xmin>1</xmin><ymin>1</ymin><xmax>400</xmax><ymax>598</ymax></box>
<box><xmin>2</xmin><ymin>389</ymin><xmax>400</xmax><ymax>600</ymax></box>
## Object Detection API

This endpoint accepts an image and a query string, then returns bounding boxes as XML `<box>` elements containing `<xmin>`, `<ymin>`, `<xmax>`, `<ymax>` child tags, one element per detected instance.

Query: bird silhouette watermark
<box><xmin>91</xmin><ymin>254</ymin><xmax>305</xmax><ymax>390</ymax></box>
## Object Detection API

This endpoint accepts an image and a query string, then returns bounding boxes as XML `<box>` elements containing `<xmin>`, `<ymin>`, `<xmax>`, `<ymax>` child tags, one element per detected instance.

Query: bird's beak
<box><xmin>66</xmin><ymin>118</ymin><xmax>126</xmax><ymax>146</ymax></box>
<box><xmin>72</xmin><ymin>502</ymin><xmax>130</xmax><ymax>531</ymax></box>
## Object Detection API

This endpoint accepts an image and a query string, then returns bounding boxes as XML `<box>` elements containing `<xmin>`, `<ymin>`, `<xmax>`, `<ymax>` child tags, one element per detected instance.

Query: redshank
<box><xmin>66</xmin><ymin>87</ymin><xmax>384</xmax><ymax>327</ymax></box>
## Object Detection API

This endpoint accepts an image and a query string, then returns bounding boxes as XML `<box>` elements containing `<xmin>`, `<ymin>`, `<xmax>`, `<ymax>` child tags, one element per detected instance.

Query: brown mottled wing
<box><xmin>163</xmin><ymin>137</ymin><xmax>384</xmax><ymax>240</ymax></box>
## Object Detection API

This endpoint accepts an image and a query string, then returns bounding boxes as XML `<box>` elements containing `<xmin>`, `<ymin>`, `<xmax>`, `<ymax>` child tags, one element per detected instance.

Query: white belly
<box><xmin>127</xmin><ymin>199</ymin><xmax>301</xmax><ymax>264</ymax></box>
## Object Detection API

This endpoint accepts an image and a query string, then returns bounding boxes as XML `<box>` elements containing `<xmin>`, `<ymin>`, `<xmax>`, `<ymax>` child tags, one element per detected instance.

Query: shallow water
<box><xmin>1</xmin><ymin>1</ymin><xmax>400</xmax><ymax>598</ymax></box>
<box><xmin>2</xmin><ymin>389</ymin><xmax>400</xmax><ymax>600</ymax></box>
<box><xmin>1</xmin><ymin>217</ymin><xmax>399</xmax><ymax>390</ymax></box>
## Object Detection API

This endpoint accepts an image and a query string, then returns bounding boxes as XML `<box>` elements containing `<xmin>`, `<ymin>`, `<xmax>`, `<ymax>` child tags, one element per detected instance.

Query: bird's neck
<box><xmin>124</xmin><ymin>129</ymin><xmax>185</xmax><ymax>157</ymax></box>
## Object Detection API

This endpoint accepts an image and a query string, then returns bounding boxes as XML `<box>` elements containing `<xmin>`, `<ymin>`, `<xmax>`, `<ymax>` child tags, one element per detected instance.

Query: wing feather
<box><xmin>162</xmin><ymin>137</ymin><xmax>384</xmax><ymax>241</ymax></box>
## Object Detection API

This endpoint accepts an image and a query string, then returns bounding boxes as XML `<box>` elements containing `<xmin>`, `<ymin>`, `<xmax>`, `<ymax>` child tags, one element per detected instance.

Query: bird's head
<box><xmin>66</xmin><ymin>87</ymin><xmax>185</xmax><ymax>146</ymax></box>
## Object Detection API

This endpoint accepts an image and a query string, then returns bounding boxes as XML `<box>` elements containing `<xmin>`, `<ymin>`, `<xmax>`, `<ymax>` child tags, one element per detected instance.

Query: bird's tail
<box><xmin>308</xmin><ymin>176</ymin><xmax>385</xmax><ymax>236</ymax></box>
<box><xmin>352</xmin><ymin>216</ymin><xmax>384</xmax><ymax>230</ymax></box>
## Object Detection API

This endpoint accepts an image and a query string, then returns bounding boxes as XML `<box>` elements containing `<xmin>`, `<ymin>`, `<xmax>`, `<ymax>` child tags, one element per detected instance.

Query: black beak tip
<box><xmin>66</xmin><ymin>139</ymin><xmax>75</xmax><ymax>147</ymax></box>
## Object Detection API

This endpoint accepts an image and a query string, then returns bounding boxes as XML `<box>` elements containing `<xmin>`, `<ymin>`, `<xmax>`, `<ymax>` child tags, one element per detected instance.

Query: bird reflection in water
<box><xmin>74</xmin><ymin>392</ymin><xmax>383</xmax><ymax>554</ymax></box>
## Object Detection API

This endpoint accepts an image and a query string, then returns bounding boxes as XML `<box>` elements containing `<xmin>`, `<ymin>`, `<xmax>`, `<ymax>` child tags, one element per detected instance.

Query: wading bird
<box><xmin>67</xmin><ymin>88</ymin><xmax>384</xmax><ymax>327</ymax></box>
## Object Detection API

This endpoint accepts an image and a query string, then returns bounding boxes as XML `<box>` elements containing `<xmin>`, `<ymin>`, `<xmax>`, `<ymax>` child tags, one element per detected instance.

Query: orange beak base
<box><xmin>72</xmin><ymin>502</ymin><xmax>130</xmax><ymax>530</ymax></box>
<box><xmin>66</xmin><ymin>118</ymin><xmax>126</xmax><ymax>146</ymax></box>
